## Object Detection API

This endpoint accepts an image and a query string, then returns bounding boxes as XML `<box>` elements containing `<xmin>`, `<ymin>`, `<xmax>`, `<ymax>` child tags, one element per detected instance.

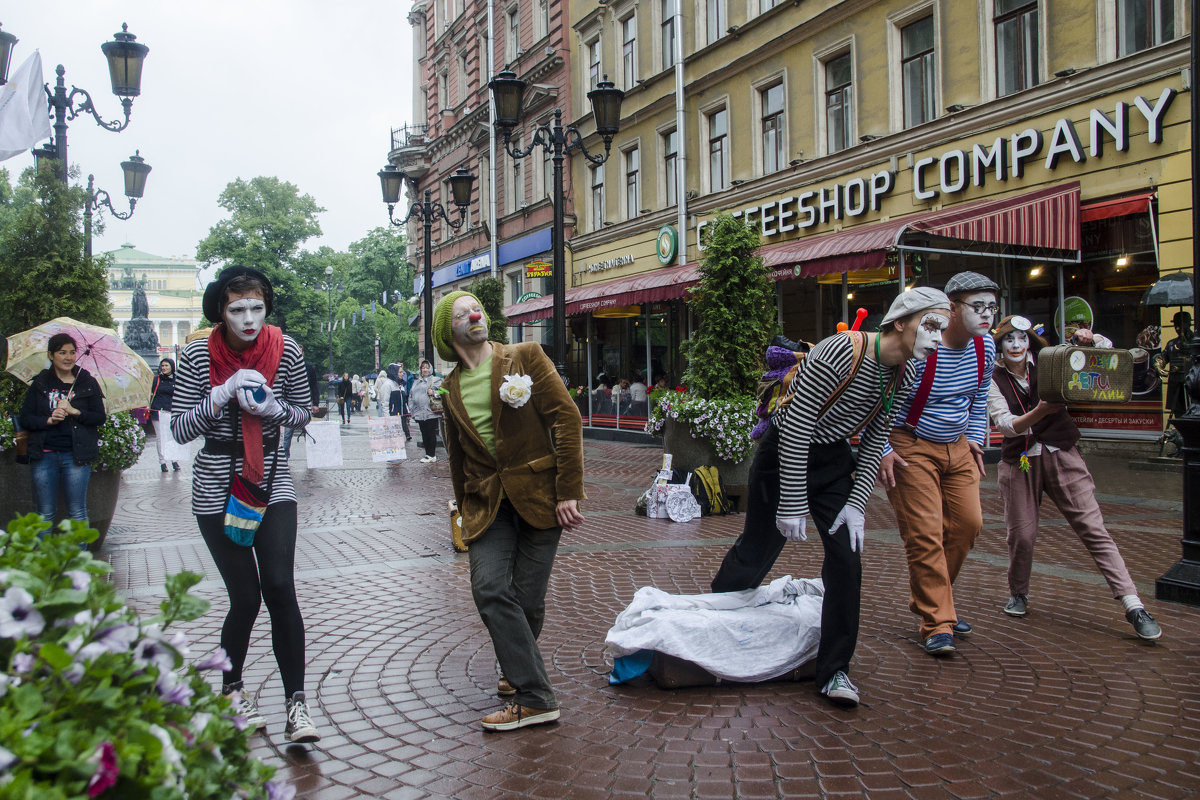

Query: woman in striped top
<box><xmin>712</xmin><ymin>287</ymin><xmax>951</xmax><ymax>708</ymax></box>
<box><xmin>171</xmin><ymin>265</ymin><xmax>320</xmax><ymax>744</ymax></box>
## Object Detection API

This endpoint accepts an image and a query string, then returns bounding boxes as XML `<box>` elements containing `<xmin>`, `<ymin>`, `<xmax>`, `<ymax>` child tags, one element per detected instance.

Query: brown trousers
<box><xmin>886</xmin><ymin>428</ymin><xmax>983</xmax><ymax>639</ymax></box>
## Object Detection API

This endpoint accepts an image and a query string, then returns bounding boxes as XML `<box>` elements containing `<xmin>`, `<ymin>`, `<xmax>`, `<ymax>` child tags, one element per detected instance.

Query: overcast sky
<box><xmin>3</xmin><ymin>1</ymin><xmax>415</xmax><ymax>278</ymax></box>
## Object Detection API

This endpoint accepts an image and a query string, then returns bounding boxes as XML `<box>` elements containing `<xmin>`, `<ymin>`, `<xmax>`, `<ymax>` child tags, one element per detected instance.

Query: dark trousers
<box><xmin>711</xmin><ymin>426</ymin><xmax>860</xmax><ymax>688</ymax></box>
<box><xmin>469</xmin><ymin>499</ymin><xmax>562</xmax><ymax>710</ymax></box>
<box><xmin>417</xmin><ymin>418</ymin><xmax>439</xmax><ymax>457</ymax></box>
<box><xmin>197</xmin><ymin>502</ymin><xmax>306</xmax><ymax>696</ymax></box>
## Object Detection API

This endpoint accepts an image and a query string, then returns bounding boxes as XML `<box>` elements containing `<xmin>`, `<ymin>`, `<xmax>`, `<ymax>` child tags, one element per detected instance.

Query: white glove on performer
<box><xmin>211</xmin><ymin>369</ymin><xmax>267</xmax><ymax>409</ymax></box>
<box><xmin>832</xmin><ymin>505</ymin><xmax>867</xmax><ymax>553</ymax></box>
<box><xmin>776</xmin><ymin>516</ymin><xmax>807</xmax><ymax>542</ymax></box>
<box><xmin>237</xmin><ymin>381</ymin><xmax>282</xmax><ymax>418</ymax></box>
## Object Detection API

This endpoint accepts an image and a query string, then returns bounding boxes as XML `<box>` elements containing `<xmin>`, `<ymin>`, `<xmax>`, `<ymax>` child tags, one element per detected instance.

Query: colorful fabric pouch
<box><xmin>224</xmin><ymin>474</ymin><xmax>269</xmax><ymax>546</ymax></box>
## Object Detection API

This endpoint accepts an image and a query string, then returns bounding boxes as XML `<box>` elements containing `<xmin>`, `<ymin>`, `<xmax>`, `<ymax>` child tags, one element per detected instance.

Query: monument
<box><xmin>123</xmin><ymin>278</ymin><xmax>160</xmax><ymax>366</ymax></box>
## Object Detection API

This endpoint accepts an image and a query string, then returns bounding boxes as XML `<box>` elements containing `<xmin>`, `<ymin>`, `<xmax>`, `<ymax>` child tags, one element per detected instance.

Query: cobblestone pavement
<box><xmin>105</xmin><ymin>419</ymin><xmax>1200</xmax><ymax>799</ymax></box>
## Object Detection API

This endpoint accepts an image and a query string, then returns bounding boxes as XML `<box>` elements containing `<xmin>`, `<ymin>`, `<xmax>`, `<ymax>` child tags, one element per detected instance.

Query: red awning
<box><xmin>504</xmin><ymin>260</ymin><xmax>700</xmax><ymax>325</ymax></box>
<box><xmin>1080</xmin><ymin>190</ymin><xmax>1156</xmax><ymax>223</ymax></box>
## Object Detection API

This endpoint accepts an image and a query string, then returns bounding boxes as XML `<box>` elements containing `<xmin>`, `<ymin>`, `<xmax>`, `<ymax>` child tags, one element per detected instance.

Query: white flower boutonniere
<box><xmin>499</xmin><ymin>373</ymin><xmax>534</xmax><ymax>408</ymax></box>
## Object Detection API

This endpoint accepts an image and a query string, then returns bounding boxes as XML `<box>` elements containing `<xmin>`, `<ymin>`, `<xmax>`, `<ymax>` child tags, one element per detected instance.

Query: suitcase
<box><xmin>1037</xmin><ymin>345</ymin><xmax>1133</xmax><ymax>404</ymax></box>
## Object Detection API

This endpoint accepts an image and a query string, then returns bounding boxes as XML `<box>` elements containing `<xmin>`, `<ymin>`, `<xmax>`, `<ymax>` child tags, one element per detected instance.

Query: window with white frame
<box><xmin>438</xmin><ymin>67</ymin><xmax>449</xmax><ymax>110</ymax></box>
<box><xmin>661</xmin><ymin>0</ymin><xmax>677</xmax><ymax>70</ymax></box>
<box><xmin>621</xmin><ymin>14</ymin><xmax>638</xmax><ymax>90</ymax></box>
<box><xmin>541</xmin><ymin>147</ymin><xmax>552</xmax><ymax>203</ymax></box>
<box><xmin>901</xmin><ymin>15</ymin><xmax>936</xmax><ymax>128</ymax></box>
<box><xmin>995</xmin><ymin>0</ymin><xmax>1038</xmax><ymax>97</ymax></box>
<box><xmin>587</xmin><ymin>37</ymin><xmax>601</xmax><ymax>89</ymax></box>
<box><xmin>509</xmin><ymin>270</ymin><xmax>523</xmax><ymax>304</ymax></box>
<box><xmin>761</xmin><ymin>0</ymin><xmax>780</xmax><ymax>10</ymax></box>
<box><xmin>534</xmin><ymin>0</ymin><xmax>550</xmax><ymax>42</ymax></box>
<box><xmin>477</xmin><ymin>33</ymin><xmax>489</xmax><ymax>91</ymax></box>
<box><xmin>1118</xmin><ymin>0</ymin><xmax>1175</xmax><ymax>56</ymax></box>
<box><xmin>662</xmin><ymin>128</ymin><xmax>678</xmax><ymax>207</ymax></box>
<box><xmin>456</xmin><ymin>51</ymin><xmax>468</xmax><ymax>105</ymax></box>
<box><xmin>531</xmin><ymin>120</ymin><xmax>549</xmax><ymax>203</ymax></box>
<box><xmin>825</xmin><ymin>52</ymin><xmax>853</xmax><ymax>153</ymax></box>
<box><xmin>624</xmin><ymin>146</ymin><xmax>640</xmax><ymax>219</ymax></box>
<box><xmin>477</xmin><ymin>153</ymin><xmax>490</xmax><ymax>222</ymax></box>
<box><xmin>760</xmin><ymin>82</ymin><xmax>785</xmax><ymax>174</ymax></box>
<box><xmin>590</xmin><ymin>164</ymin><xmax>605</xmax><ymax>230</ymax></box>
<box><xmin>505</xmin><ymin>6</ymin><xmax>520</xmax><ymax>64</ymax></box>
<box><xmin>506</xmin><ymin>141</ymin><xmax>524</xmax><ymax>214</ymax></box>
<box><xmin>706</xmin><ymin>0</ymin><xmax>727</xmax><ymax>46</ymax></box>
<box><xmin>707</xmin><ymin>107</ymin><xmax>729</xmax><ymax>192</ymax></box>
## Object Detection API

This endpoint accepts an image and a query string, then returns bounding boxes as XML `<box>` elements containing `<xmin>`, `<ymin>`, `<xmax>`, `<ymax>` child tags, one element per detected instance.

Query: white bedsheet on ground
<box><xmin>604</xmin><ymin>575</ymin><xmax>824</xmax><ymax>683</ymax></box>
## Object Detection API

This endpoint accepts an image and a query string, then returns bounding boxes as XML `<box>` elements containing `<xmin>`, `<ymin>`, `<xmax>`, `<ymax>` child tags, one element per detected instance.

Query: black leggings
<box><xmin>198</xmin><ymin>502</ymin><xmax>306</xmax><ymax>696</ymax></box>
<box><xmin>417</xmin><ymin>417</ymin><xmax>439</xmax><ymax>457</ymax></box>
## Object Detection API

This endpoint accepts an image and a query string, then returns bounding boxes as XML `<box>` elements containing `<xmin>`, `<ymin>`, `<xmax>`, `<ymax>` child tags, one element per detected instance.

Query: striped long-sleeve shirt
<box><xmin>170</xmin><ymin>333</ymin><xmax>311</xmax><ymax>515</ymax></box>
<box><xmin>882</xmin><ymin>335</ymin><xmax>996</xmax><ymax>457</ymax></box>
<box><xmin>775</xmin><ymin>333</ymin><xmax>917</xmax><ymax>520</ymax></box>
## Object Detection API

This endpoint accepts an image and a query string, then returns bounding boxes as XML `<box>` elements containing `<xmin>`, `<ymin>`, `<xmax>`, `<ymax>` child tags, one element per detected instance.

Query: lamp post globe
<box><xmin>0</xmin><ymin>23</ymin><xmax>17</xmax><ymax>86</ymax></box>
<box><xmin>120</xmin><ymin>150</ymin><xmax>151</xmax><ymax>198</ymax></box>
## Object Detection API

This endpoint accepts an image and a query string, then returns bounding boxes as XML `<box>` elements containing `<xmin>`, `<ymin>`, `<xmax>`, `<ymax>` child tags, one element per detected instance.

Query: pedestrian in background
<box><xmin>409</xmin><ymin>359</ymin><xmax>442</xmax><ymax>463</ymax></box>
<box><xmin>433</xmin><ymin>290</ymin><xmax>585</xmax><ymax>731</ymax></box>
<box><xmin>387</xmin><ymin>361</ymin><xmax>412</xmax><ymax>441</ymax></box>
<box><xmin>337</xmin><ymin>372</ymin><xmax>353</xmax><ymax>424</ymax></box>
<box><xmin>171</xmin><ymin>265</ymin><xmax>321</xmax><ymax>744</ymax></box>
<box><xmin>350</xmin><ymin>374</ymin><xmax>363</xmax><ymax>412</ymax></box>
<box><xmin>374</xmin><ymin>369</ymin><xmax>396</xmax><ymax>417</ymax></box>
<box><xmin>150</xmin><ymin>358</ymin><xmax>180</xmax><ymax>472</ymax></box>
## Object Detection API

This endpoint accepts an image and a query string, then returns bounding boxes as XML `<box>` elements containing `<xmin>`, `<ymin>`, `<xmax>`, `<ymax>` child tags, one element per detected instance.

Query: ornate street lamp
<box><xmin>83</xmin><ymin>151</ymin><xmax>152</xmax><ymax>258</ymax></box>
<box><xmin>0</xmin><ymin>23</ymin><xmax>18</xmax><ymax>86</ymax></box>
<box><xmin>489</xmin><ymin>69</ymin><xmax>624</xmax><ymax>378</ymax></box>
<box><xmin>378</xmin><ymin>165</ymin><xmax>475</xmax><ymax>368</ymax></box>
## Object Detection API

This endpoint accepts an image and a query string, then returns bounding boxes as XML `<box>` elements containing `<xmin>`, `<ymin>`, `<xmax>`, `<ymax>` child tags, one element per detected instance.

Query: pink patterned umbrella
<box><xmin>5</xmin><ymin>317</ymin><xmax>155</xmax><ymax>413</ymax></box>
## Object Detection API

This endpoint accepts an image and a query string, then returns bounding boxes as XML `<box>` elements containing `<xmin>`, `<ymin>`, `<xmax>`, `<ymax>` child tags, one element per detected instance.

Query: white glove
<box><xmin>210</xmin><ymin>369</ymin><xmax>266</xmax><ymax>409</ymax></box>
<box><xmin>832</xmin><ymin>505</ymin><xmax>866</xmax><ymax>553</ymax></box>
<box><xmin>237</xmin><ymin>381</ymin><xmax>282</xmax><ymax>418</ymax></box>
<box><xmin>776</xmin><ymin>516</ymin><xmax>807</xmax><ymax>542</ymax></box>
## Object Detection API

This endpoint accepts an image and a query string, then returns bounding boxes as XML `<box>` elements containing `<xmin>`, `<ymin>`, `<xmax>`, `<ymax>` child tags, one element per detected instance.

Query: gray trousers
<box><xmin>468</xmin><ymin>498</ymin><xmax>562</xmax><ymax>710</ymax></box>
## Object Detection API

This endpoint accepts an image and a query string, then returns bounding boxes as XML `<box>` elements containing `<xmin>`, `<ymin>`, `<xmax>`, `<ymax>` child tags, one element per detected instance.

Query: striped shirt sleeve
<box><xmin>170</xmin><ymin>334</ymin><xmax>310</xmax><ymax>515</ymax></box>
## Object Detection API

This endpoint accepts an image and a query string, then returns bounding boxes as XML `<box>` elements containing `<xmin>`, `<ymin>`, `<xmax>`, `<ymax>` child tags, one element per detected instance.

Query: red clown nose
<box><xmin>469</xmin><ymin>311</ymin><xmax>482</xmax><ymax>323</ymax></box>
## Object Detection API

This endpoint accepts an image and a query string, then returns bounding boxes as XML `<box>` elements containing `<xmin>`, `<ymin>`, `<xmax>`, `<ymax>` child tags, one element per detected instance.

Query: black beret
<box><xmin>202</xmin><ymin>266</ymin><xmax>273</xmax><ymax>323</ymax></box>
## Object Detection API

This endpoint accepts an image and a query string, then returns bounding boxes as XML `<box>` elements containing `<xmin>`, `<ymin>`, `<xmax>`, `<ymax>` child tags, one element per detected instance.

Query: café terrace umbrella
<box><xmin>1141</xmin><ymin>272</ymin><xmax>1194</xmax><ymax>308</ymax></box>
<box><xmin>5</xmin><ymin>317</ymin><xmax>155</xmax><ymax>414</ymax></box>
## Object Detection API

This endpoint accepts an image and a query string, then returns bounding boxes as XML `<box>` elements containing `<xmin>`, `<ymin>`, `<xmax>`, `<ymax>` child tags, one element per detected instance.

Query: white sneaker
<box><xmin>225</xmin><ymin>690</ymin><xmax>267</xmax><ymax>731</ymax></box>
<box><xmin>820</xmin><ymin>671</ymin><xmax>860</xmax><ymax>707</ymax></box>
<box><xmin>285</xmin><ymin>691</ymin><xmax>321</xmax><ymax>743</ymax></box>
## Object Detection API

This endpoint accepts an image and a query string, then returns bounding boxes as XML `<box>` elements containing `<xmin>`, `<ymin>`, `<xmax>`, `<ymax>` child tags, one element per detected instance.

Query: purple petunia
<box><xmin>65</xmin><ymin>570</ymin><xmax>91</xmax><ymax>591</ymax></box>
<box><xmin>195</xmin><ymin>647</ymin><xmax>232</xmax><ymax>672</ymax></box>
<box><xmin>265</xmin><ymin>779</ymin><xmax>298</xmax><ymax>800</ymax></box>
<box><xmin>156</xmin><ymin>670</ymin><xmax>194</xmax><ymax>706</ymax></box>
<box><xmin>11</xmin><ymin>653</ymin><xmax>34</xmax><ymax>674</ymax></box>
<box><xmin>0</xmin><ymin>587</ymin><xmax>45</xmax><ymax>639</ymax></box>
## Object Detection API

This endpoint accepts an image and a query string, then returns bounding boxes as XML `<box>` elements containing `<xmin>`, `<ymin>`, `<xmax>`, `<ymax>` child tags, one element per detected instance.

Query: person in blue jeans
<box><xmin>19</xmin><ymin>333</ymin><xmax>107</xmax><ymax>533</ymax></box>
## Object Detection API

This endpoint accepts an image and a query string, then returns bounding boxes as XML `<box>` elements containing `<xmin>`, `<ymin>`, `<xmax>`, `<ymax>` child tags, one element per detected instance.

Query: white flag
<box><xmin>0</xmin><ymin>52</ymin><xmax>52</xmax><ymax>162</ymax></box>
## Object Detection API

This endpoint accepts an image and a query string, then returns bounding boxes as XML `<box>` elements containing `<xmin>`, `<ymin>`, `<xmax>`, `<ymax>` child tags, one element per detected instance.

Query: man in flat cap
<box><xmin>878</xmin><ymin>271</ymin><xmax>998</xmax><ymax>657</ymax></box>
<box><xmin>432</xmin><ymin>290</ymin><xmax>586</xmax><ymax>731</ymax></box>
<box><xmin>712</xmin><ymin>288</ymin><xmax>951</xmax><ymax>706</ymax></box>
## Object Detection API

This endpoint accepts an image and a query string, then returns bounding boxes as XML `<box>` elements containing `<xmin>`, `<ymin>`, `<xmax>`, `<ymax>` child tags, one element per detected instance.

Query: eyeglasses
<box><xmin>955</xmin><ymin>300</ymin><xmax>999</xmax><ymax>315</ymax></box>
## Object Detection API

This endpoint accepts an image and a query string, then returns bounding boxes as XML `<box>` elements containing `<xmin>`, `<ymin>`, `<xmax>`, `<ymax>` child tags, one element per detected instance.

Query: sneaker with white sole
<box><xmin>1126</xmin><ymin>608</ymin><xmax>1162</xmax><ymax>641</ymax></box>
<box><xmin>820</xmin><ymin>671</ymin><xmax>860</xmax><ymax>707</ymax></box>
<box><xmin>223</xmin><ymin>685</ymin><xmax>267</xmax><ymax>731</ymax></box>
<box><xmin>285</xmin><ymin>691</ymin><xmax>321</xmax><ymax>743</ymax></box>
<box><xmin>1004</xmin><ymin>594</ymin><xmax>1028</xmax><ymax>617</ymax></box>
<box><xmin>480</xmin><ymin>702</ymin><xmax>560</xmax><ymax>731</ymax></box>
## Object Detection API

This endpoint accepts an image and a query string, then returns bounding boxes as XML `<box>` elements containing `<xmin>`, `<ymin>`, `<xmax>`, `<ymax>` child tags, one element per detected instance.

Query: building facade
<box><xmin>499</xmin><ymin>0</ymin><xmax>1191</xmax><ymax>440</ymax></box>
<box><xmin>104</xmin><ymin>243</ymin><xmax>204</xmax><ymax>358</ymax></box>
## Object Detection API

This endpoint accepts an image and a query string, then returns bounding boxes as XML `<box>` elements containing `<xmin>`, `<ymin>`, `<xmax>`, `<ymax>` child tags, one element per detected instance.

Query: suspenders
<box><xmin>903</xmin><ymin>337</ymin><xmax>984</xmax><ymax>430</ymax></box>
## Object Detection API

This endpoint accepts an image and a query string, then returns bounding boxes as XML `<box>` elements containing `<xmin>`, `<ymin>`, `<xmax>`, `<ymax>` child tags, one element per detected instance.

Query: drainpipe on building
<box><xmin>674</xmin><ymin>1</ymin><xmax>687</xmax><ymax>267</ymax></box>
<box><xmin>488</xmin><ymin>0</ymin><xmax>498</xmax><ymax>280</ymax></box>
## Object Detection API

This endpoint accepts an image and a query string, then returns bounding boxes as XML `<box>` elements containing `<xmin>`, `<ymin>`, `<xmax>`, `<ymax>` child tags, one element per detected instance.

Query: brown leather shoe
<box><xmin>480</xmin><ymin>702</ymin><xmax>560</xmax><ymax>732</ymax></box>
<box><xmin>496</xmin><ymin>677</ymin><xmax>516</xmax><ymax>697</ymax></box>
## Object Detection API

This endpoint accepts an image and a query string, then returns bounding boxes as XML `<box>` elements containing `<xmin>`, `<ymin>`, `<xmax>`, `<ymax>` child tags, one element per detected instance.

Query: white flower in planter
<box><xmin>499</xmin><ymin>374</ymin><xmax>534</xmax><ymax>408</ymax></box>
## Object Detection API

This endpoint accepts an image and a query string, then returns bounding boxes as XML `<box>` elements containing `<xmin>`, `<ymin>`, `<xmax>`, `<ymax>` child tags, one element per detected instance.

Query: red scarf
<box><xmin>208</xmin><ymin>324</ymin><xmax>285</xmax><ymax>483</ymax></box>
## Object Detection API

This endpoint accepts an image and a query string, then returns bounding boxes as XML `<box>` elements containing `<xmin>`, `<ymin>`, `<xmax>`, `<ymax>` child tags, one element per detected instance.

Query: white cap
<box><xmin>881</xmin><ymin>287</ymin><xmax>952</xmax><ymax>327</ymax></box>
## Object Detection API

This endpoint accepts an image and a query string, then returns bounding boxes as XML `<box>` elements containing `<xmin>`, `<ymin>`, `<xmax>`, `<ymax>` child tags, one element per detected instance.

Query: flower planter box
<box><xmin>0</xmin><ymin>449</ymin><xmax>122</xmax><ymax>550</ymax></box>
<box><xmin>662</xmin><ymin>418</ymin><xmax>753</xmax><ymax>506</ymax></box>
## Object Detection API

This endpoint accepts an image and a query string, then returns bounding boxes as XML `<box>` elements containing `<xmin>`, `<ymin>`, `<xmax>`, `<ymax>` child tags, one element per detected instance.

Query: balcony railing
<box><xmin>390</xmin><ymin>123</ymin><xmax>429</xmax><ymax>152</ymax></box>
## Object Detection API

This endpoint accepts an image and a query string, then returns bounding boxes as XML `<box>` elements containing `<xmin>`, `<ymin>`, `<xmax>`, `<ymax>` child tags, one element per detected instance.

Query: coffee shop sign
<box><xmin>696</xmin><ymin>87</ymin><xmax>1176</xmax><ymax>249</ymax></box>
<box><xmin>584</xmin><ymin>254</ymin><xmax>634</xmax><ymax>273</ymax></box>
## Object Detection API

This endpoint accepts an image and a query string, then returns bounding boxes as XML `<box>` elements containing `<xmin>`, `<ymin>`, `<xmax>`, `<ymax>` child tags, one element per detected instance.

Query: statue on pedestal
<box><xmin>123</xmin><ymin>277</ymin><xmax>159</xmax><ymax>363</ymax></box>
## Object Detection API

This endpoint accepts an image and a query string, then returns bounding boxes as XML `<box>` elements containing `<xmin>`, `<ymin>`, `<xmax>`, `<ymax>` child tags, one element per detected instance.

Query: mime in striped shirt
<box><xmin>877</xmin><ymin>271</ymin><xmax>999</xmax><ymax>659</ymax></box>
<box><xmin>712</xmin><ymin>288</ymin><xmax>952</xmax><ymax>708</ymax></box>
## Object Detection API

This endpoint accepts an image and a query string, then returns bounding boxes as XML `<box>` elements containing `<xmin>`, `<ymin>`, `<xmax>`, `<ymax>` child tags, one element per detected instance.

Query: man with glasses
<box><xmin>877</xmin><ymin>271</ymin><xmax>998</xmax><ymax>657</ymax></box>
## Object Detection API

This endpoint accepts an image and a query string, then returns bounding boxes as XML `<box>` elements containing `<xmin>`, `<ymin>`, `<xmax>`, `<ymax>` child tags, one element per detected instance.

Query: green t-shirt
<box><xmin>458</xmin><ymin>355</ymin><xmax>496</xmax><ymax>459</ymax></box>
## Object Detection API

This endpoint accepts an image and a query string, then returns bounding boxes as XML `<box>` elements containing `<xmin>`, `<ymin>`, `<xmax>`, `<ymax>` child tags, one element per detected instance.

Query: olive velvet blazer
<box><xmin>442</xmin><ymin>341</ymin><xmax>586</xmax><ymax>544</ymax></box>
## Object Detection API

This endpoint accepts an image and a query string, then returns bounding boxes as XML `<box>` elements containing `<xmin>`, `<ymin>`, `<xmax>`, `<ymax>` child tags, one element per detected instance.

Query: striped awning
<box><xmin>504</xmin><ymin>182</ymin><xmax>1083</xmax><ymax>323</ymax></box>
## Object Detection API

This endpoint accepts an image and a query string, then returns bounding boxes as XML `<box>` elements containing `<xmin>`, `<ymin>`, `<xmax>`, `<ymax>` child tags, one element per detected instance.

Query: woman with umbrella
<box><xmin>169</xmin><ymin>265</ymin><xmax>321</xmax><ymax>744</ymax></box>
<box><xmin>18</xmin><ymin>333</ymin><xmax>107</xmax><ymax>531</ymax></box>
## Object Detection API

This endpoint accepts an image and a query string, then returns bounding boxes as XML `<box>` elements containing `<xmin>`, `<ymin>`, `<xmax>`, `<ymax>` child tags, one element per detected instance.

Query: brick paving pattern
<box><xmin>103</xmin><ymin>420</ymin><xmax>1200</xmax><ymax>799</ymax></box>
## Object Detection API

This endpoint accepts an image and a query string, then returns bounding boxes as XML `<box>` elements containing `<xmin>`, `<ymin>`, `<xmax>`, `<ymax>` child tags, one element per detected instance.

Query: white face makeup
<box><xmin>223</xmin><ymin>291</ymin><xmax>267</xmax><ymax>344</ymax></box>
<box><xmin>451</xmin><ymin>295</ymin><xmax>488</xmax><ymax>348</ymax></box>
<box><xmin>912</xmin><ymin>312</ymin><xmax>950</xmax><ymax>361</ymax></box>
<box><xmin>956</xmin><ymin>291</ymin><xmax>998</xmax><ymax>335</ymax></box>
<box><xmin>1001</xmin><ymin>331</ymin><xmax>1029</xmax><ymax>363</ymax></box>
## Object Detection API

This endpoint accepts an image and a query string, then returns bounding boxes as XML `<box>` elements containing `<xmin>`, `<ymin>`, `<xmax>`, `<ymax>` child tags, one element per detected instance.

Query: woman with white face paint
<box><xmin>987</xmin><ymin>315</ymin><xmax>1161</xmax><ymax>641</ymax></box>
<box><xmin>170</xmin><ymin>266</ymin><xmax>324</xmax><ymax>743</ymax></box>
<box><xmin>712</xmin><ymin>287</ymin><xmax>951</xmax><ymax>708</ymax></box>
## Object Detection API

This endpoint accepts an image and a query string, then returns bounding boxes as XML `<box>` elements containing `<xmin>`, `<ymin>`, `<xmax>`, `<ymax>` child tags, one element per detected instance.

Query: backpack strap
<box><xmin>816</xmin><ymin>331</ymin><xmax>868</xmax><ymax>418</ymax></box>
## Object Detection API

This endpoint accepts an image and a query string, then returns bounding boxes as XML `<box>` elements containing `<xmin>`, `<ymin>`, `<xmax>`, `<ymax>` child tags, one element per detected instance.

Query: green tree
<box><xmin>472</xmin><ymin>276</ymin><xmax>509</xmax><ymax>344</ymax></box>
<box><xmin>0</xmin><ymin>166</ymin><xmax>114</xmax><ymax>337</ymax></box>
<box><xmin>195</xmin><ymin>176</ymin><xmax>324</xmax><ymax>338</ymax></box>
<box><xmin>680</xmin><ymin>212</ymin><xmax>776</xmax><ymax>400</ymax></box>
<box><xmin>347</xmin><ymin>226</ymin><xmax>412</xmax><ymax>307</ymax></box>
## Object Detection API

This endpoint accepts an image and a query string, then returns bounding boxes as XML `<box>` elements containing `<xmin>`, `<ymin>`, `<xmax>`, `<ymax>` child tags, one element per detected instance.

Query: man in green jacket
<box><xmin>433</xmin><ymin>290</ymin><xmax>586</xmax><ymax>731</ymax></box>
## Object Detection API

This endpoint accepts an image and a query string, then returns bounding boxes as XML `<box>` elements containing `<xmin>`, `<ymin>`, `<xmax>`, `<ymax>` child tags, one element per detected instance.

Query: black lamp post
<box><xmin>378</xmin><ymin>165</ymin><xmax>475</xmax><ymax>368</ymax></box>
<box><xmin>1156</xmin><ymin>0</ymin><xmax>1200</xmax><ymax>606</ymax></box>
<box><xmin>489</xmin><ymin>69</ymin><xmax>624</xmax><ymax>378</ymax></box>
<box><xmin>325</xmin><ymin>266</ymin><xmax>335</xmax><ymax>381</ymax></box>
<box><xmin>84</xmin><ymin>150</ymin><xmax>151</xmax><ymax>258</ymax></box>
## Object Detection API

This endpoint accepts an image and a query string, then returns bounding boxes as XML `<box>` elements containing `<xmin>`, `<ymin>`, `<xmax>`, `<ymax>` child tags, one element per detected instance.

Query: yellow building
<box><xmin>504</xmin><ymin>0</ymin><xmax>1190</xmax><ymax>440</ymax></box>
<box><xmin>104</xmin><ymin>243</ymin><xmax>204</xmax><ymax>356</ymax></box>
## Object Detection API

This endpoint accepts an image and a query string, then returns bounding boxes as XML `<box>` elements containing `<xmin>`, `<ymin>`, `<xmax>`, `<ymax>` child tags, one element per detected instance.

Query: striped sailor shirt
<box><xmin>774</xmin><ymin>333</ymin><xmax>917</xmax><ymax>521</ymax></box>
<box><xmin>170</xmin><ymin>334</ymin><xmax>311</xmax><ymax>515</ymax></box>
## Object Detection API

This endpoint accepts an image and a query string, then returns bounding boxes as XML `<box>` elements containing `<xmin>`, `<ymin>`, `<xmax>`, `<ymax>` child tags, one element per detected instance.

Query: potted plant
<box><xmin>0</xmin><ymin>514</ymin><xmax>291</xmax><ymax>798</ymax></box>
<box><xmin>655</xmin><ymin>212</ymin><xmax>776</xmax><ymax>497</ymax></box>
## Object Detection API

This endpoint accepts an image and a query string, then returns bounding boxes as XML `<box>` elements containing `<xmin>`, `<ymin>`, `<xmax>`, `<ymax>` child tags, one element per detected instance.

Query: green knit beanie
<box><xmin>433</xmin><ymin>291</ymin><xmax>488</xmax><ymax>362</ymax></box>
